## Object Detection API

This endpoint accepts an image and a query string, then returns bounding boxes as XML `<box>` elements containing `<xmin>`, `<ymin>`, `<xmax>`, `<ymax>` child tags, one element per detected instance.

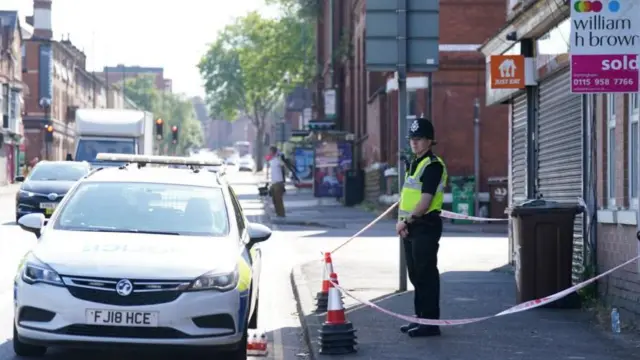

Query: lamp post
<box><xmin>39</xmin><ymin>97</ymin><xmax>51</xmax><ymax>160</ymax></box>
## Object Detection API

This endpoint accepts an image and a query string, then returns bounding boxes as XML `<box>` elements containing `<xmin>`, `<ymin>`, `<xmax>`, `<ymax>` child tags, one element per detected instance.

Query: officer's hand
<box><xmin>396</xmin><ymin>221</ymin><xmax>408</xmax><ymax>237</ymax></box>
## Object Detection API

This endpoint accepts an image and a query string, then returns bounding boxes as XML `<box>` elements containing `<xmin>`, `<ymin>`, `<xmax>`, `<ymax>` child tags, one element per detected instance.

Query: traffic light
<box><xmin>44</xmin><ymin>123</ymin><xmax>53</xmax><ymax>142</ymax></box>
<box><xmin>171</xmin><ymin>125</ymin><xmax>179</xmax><ymax>144</ymax></box>
<box><xmin>155</xmin><ymin>118</ymin><xmax>164</xmax><ymax>139</ymax></box>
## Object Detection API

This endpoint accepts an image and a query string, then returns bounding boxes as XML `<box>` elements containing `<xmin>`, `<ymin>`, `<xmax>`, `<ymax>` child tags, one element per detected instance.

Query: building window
<box><xmin>21</xmin><ymin>43</ymin><xmax>26</xmax><ymax>70</ymax></box>
<box><xmin>407</xmin><ymin>90</ymin><xmax>417</xmax><ymax>119</ymax></box>
<box><xmin>630</xmin><ymin>94</ymin><xmax>639</xmax><ymax>209</ymax></box>
<box><xmin>607</xmin><ymin>94</ymin><xmax>616</xmax><ymax>207</ymax></box>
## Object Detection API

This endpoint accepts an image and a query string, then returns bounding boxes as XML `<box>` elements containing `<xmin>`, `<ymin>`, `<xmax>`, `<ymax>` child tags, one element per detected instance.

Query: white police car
<box><xmin>13</xmin><ymin>154</ymin><xmax>270</xmax><ymax>358</ymax></box>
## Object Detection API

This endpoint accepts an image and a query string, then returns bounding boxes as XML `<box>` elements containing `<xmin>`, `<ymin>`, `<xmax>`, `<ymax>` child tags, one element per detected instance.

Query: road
<box><xmin>0</xmin><ymin>171</ymin><xmax>309</xmax><ymax>359</ymax></box>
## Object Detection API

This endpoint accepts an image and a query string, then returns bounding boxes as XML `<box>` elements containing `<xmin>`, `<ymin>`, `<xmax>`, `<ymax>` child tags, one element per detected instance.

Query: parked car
<box><xmin>14</xmin><ymin>161</ymin><xmax>91</xmax><ymax>222</ymax></box>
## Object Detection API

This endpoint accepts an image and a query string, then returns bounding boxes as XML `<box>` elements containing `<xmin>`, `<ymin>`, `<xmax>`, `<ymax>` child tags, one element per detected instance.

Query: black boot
<box><xmin>408</xmin><ymin>325</ymin><xmax>441</xmax><ymax>338</ymax></box>
<box><xmin>400</xmin><ymin>322</ymin><xmax>419</xmax><ymax>333</ymax></box>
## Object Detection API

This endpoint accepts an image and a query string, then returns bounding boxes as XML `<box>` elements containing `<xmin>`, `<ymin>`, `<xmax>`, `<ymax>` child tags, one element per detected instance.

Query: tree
<box><xmin>265</xmin><ymin>0</ymin><xmax>320</xmax><ymax>19</ymax></box>
<box><xmin>198</xmin><ymin>10</ymin><xmax>314</xmax><ymax>170</ymax></box>
<box><xmin>123</xmin><ymin>75</ymin><xmax>203</xmax><ymax>155</ymax></box>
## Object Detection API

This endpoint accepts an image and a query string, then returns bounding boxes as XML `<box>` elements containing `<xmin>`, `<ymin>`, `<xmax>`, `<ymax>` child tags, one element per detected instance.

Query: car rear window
<box><xmin>29</xmin><ymin>163</ymin><xmax>89</xmax><ymax>181</ymax></box>
<box><xmin>53</xmin><ymin>182</ymin><xmax>229</xmax><ymax>236</ymax></box>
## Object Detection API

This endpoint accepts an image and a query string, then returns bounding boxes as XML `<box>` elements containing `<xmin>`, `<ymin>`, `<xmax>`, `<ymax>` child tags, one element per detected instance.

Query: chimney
<box><xmin>33</xmin><ymin>0</ymin><xmax>52</xmax><ymax>40</ymax></box>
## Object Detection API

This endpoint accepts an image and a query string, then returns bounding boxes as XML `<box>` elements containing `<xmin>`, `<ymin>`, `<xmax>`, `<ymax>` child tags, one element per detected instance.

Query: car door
<box><xmin>228</xmin><ymin>186</ymin><xmax>262</xmax><ymax>316</ymax></box>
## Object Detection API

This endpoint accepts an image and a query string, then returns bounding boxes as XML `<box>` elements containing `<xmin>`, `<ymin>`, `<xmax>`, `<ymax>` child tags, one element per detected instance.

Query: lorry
<box><xmin>74</xmin><ymin>109</ymin><xmax>154</xmax><ymax>166</ymax></box>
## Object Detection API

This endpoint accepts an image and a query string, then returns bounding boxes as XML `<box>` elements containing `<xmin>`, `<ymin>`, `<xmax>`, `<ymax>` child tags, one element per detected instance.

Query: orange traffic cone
<box><xmin>315</xmin><ymin>252</ymin><xmax>334</xmax><ymax>312</ymax></box>
<box><xmin>317</xmin><ymin>273</ymin><xmax>357</xmax><ymax>355</ymax></box>
<box><xmin>247</xmin><ymin>332</ymin><xmax>258</xmax><ymax>355</ymax></box>
<box><xmin>255</xmin><ymin>332</ymin><xmax>268</xmax><ymax>356</ymax></box>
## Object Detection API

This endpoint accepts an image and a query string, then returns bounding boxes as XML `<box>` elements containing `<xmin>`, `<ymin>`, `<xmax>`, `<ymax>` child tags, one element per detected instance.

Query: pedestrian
<box><xmin>268</xmin><ymin>146</ymin><xmax>298</xmax><ymax>217</ymax></box>
<box><xmin>395</xmin><ymin>117</ymin><xmax>447</xmax><ymax>338</ymax></box>
<box><xmin>65</xmin><ymin>153</ymin><xmax>73</xmax><ymax>161</ymax></box>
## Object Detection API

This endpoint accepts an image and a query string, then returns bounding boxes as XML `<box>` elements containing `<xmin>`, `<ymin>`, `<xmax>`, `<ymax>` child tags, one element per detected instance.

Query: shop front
<box><xmin>534</xmin><ymin>18</ymin><xmax>586</xmax><ymax>282</ymax></box>
<box><xmin>481</xmin><ymin>3</ymin><xmax>588</xmax><ymax>280</ymax></box>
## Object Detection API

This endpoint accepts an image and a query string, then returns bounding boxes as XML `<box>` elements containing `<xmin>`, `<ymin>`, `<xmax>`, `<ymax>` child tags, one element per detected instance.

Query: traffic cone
<box><xmin>255</xmin><ymin>332</ymin><xmax>268</xmax><ymax>356</ymax></box>
<box><xmin>247</xmin><ymin>332</ymin><xmax>259</xmax><ymax>356</ymax></box>
<box><xmin>317</xmin><ymin>273</ymin><xmax>357</xmax><ymax>355</ymax></box>
<box><xmin>315</xmin><ymin>252</ymin><xmax>334</xmax><ymax>312</ymax></box>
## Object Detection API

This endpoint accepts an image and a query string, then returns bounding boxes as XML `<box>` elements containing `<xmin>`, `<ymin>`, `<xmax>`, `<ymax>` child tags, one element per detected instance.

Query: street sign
<box><xmin>490</xmin><ymin>55</ymin><xmax>525</xmax><ymax>89</ymax></box>
<box><xmin>364</xmin><ymin>0</ymin><xmax>440</xmax><ymax>72</ymax></box>
<box><xmin>570</xmin><ymin>0</ymin><xmax>640</xmax><ymax>93</ymax></box>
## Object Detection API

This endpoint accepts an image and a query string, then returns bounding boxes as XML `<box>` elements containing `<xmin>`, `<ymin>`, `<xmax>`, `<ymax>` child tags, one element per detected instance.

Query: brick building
<box><xmin>0</xmin><ymin>10</ymin><xmax>25</xmax><ymax>185</ymax></box>
<box><xmin>314</xmin><ymin>0</ymin><xmax>509</xmax><ymax>204</ymax></box>
<box><xmin>98</xmin><ymin>65</ymin><xmax>172</xmax><ymax>93</ymax></box>
<box><xmin>21</xmin><ymin>0</ymin><xmax>131</xmax><ymax>163</ymax></box>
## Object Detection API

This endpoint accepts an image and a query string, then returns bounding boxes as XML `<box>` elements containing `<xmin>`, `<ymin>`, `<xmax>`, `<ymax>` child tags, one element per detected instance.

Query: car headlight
<box><xmin>19</xmin><ymin>253</ymin><xmax>63</xmax><ymax>286</ymax></box>
<box><xmin>19</xmin><ymin>190</ymin><xmax>35</xmax><ymax>197</ymax></box>
<box><xmin>187</xmin><ymin>269</ymin><xmax>239</xmax><ymax>292</ymax></box>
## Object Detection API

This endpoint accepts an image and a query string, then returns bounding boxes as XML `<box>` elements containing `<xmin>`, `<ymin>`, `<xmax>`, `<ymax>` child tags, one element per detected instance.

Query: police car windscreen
<box><xmin>52</xmin><ymin>182</ymin><xmax>230</xmax><ymax>236</ymax></box>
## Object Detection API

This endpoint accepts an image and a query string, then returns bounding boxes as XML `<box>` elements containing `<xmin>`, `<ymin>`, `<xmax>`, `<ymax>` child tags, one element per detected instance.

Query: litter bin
<box><xmin>451</xmin><ymin>176</ymin><xmax>475</xmax><ymax>224</ymax></box>
<box><xmin>510</xmin><ymin>199</ymin><xmax>583</xmax><ymax>309</ymax></box>
<box><xmin>488</xmin><ymin>177</ymin><xmax>508</xmax><ymax>219</ymax></box>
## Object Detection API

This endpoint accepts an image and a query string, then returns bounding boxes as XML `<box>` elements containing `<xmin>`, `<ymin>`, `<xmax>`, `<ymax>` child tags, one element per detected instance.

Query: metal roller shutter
<box><xmin>511</xmin><ymin>94</ymin><xmax>528</xmax><ymax>203</ymax></box>
<box><xmin>537</xmin><ymin>69</ymin><xmax>584</xmax><ymax>284</ymax></box>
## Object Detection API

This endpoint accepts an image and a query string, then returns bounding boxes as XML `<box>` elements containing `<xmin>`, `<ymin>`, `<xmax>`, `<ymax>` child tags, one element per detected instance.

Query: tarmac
<box><xmin>261</xmin><ymin>185</ymin><xmax>640</xmax><ymax>360</ymax></box>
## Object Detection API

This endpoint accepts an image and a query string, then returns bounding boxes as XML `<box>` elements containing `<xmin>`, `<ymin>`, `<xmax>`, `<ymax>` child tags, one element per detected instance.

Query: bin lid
<box><xmin>488</xmin><ymin>176</ymin><xmax>508</xmax><ymax>184</ymax></box>
<box><xmin>509</xmin><ymin>199</ymin><xmax>584</xmax><ymax>217</ymax></box>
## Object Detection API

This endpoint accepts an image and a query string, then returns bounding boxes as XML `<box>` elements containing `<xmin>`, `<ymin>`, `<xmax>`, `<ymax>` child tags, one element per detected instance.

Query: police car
<box><xmin>13</xmin><ymin>154</ymin><xmax>270</xmax><ymax>359</ymax></box>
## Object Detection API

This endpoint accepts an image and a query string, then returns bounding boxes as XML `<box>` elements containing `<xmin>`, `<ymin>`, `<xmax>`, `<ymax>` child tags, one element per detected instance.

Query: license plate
<box><xmin>39</xmin><ymin>203</ymin><xmax>57</xmax><ymax>210</ymax></box>
<box><xmin>85</xmin><ymin>309</ymin><xmax>159</xmax><ymax>327</ymax></box>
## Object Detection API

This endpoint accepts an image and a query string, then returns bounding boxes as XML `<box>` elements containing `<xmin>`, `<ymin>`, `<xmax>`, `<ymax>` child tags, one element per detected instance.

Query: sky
<box><xmin>4</xmin><ymin>0</ymin><xmax>277</xmax><ymax>97</ymax></box>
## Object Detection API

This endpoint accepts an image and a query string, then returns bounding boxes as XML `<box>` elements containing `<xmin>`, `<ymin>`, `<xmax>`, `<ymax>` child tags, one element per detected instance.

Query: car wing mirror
<box><xmin>247</xmin><ymin>222</ymin><xmax>272</xmax><ymax>244</ymax></box>
<box><xmin>18</xmin><ymin>213</ymin><xmax>46</xmax><ymax>238</ymax></box>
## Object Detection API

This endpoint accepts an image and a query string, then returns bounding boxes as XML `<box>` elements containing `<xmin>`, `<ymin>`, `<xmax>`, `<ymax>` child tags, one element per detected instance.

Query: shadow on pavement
<box><xmin>294</xmin><ymin>259</ymin><xmax>640</xmax><ymax>360</ymax></box>
<box><xmin>0</xmin><ymin>325</ymin><xmax>301</xmax><ymax>359</ymax></box>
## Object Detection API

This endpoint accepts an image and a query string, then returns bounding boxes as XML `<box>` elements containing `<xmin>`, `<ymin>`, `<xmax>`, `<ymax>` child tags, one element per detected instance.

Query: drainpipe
<box><xmin>328</xmin><ymin>0</ymin><xmax>334</xmax><ymax>88</ymax></box>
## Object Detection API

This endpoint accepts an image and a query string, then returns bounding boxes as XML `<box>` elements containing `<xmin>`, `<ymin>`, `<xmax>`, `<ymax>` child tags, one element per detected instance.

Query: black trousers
<box><xmin>403</xmin><ymin>216</ymin><xmax>442</xmax><ymax>321</ymax></box>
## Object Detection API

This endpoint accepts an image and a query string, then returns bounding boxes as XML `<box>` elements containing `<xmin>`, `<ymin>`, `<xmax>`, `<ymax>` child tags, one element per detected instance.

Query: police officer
<box><xmin>395</xmin><ymin>117</ymin><xmax>447</xmax><ymax>338</ymax></box>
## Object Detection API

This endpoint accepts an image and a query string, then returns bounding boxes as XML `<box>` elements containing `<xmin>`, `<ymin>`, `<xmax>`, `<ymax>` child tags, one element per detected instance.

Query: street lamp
<box><xmin>39</xmin><ymin>97</ymin><xmax>52</xmax><ymax>160</ymax></box>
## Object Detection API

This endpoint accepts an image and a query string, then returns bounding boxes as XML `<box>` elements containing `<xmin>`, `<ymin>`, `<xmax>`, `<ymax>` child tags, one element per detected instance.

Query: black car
<box><xmin>15</xmin><ymin>161</ymin><xmax>91</xmax><ymax>222</ymax></box>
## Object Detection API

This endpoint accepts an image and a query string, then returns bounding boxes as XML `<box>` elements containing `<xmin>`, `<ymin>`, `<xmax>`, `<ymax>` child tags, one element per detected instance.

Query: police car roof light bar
<box><xmin>95</xmin><ymin>153</ymin><xmax>223</xmax><ymax>167</ymax></box>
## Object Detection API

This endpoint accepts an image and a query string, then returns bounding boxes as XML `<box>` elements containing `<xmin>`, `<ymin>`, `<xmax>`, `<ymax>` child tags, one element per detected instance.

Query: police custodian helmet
<box><xmin>408</xmin><ymin>118</ymin><xmax>437</xmax><ymax>144</ymax></box>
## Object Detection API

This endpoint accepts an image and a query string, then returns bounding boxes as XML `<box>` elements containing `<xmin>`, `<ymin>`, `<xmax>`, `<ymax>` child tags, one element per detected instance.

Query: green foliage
<box><xmin>198</xmin><ymin>11</ymin><xmax>315</xmax><ymax>129</ymax></box>
<box><xmin>123</xmin><ymin>75</ymin><xmax>203</xmax><ymax>155</ymax></box>
<box><xmin>264</xmin><ymin>0</ymin><xmax>320</xmax><ymax>19</ymax></box>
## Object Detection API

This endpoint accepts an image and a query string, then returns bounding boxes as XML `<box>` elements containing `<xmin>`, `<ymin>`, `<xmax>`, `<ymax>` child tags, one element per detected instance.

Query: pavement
<box><xmin>262</xmin><ymin>186</ymin><xmax>640</xmax><ymax>360</ymax></box>
<box><xmin>0</xmin><ymin>172</ymin><xmax>310</xmax><ymax>360</ymax></box>
<box><xmin>262</xmin><ymin>185</ymin><xmax>508</xmax><ymax>235</ymax></box>
<box><xmin>0</xmin><ymin>184</ymin><xmax>19</xmax><ymax>197</ymax></box>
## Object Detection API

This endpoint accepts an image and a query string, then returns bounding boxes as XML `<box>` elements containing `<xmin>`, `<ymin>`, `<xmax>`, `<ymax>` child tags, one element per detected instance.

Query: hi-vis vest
<box><xmin>398</xmin><ymin>155</ymin><xmax>447</xmax><ymax>219</ymax></box>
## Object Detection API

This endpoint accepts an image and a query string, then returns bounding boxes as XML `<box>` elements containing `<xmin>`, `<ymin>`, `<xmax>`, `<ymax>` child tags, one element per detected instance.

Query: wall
<box><xmin>314</xmin><ymin>0</ymin><xmax>509</xmax><ymax>189</ymax></box>
<box><xmin>596</xmin><ymin>92</ymin><xmax>640</xmax><ymax>321</ymax></box>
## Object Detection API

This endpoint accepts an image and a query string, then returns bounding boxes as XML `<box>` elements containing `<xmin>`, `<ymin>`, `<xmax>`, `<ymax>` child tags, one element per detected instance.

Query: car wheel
<box><xmin>249</xmin><ymin>293</ymin><xmax>259</xmax><ymax>329</ymax></box>
<box><xmin>13</xmin><ymin>324</ymin><xmax>47</xmax><ymax>357</ymax></box>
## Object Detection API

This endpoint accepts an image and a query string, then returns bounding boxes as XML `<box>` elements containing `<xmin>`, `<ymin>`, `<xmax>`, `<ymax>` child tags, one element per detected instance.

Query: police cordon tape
<box><xmin>319</xmin><ymin>200</ymin><xmax>638</xmax><ymax>326</ymax></box>
<box><xmin>329</xmin><ymin>254</ymin><xmax>640</xmax><ymax>326</ymax></box>
<box><xmin>326</xmin><ymin>201</ymin><xmax>505</xmax><ymax>255</ymax></box>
